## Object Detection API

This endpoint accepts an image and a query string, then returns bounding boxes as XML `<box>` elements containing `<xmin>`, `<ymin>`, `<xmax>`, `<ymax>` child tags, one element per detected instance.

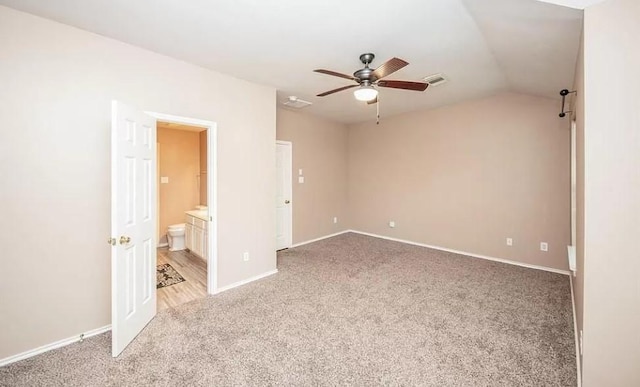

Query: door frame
<box><xmin>276</xmin><ymin>140</ymin><xmax>293</xmax><ymax>249</ymax></box>
<box><xmin>147</xmin><ymin>111</ymin><xmax>218</xmax><ymax>294</ymax></box>
<box><xmin>570</xmin><ymin>119</ymin><xmax>577</xmax><ymax>247</ymax></box>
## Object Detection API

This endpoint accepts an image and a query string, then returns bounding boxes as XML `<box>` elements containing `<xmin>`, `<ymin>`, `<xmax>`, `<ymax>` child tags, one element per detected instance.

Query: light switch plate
<box><xmin>298</xmin><ymin>169</ymin><xmax>303</xmax><ymax>176</ymax></box>
<box><xmin>298</xmin><ymin>176</ymin><xmax>305</xmax><ymax>183</ymax></box>
<box><xmin>160</xmin><ymin>176</ymin><xmax>169</xmax><ymax>184</ymax></box>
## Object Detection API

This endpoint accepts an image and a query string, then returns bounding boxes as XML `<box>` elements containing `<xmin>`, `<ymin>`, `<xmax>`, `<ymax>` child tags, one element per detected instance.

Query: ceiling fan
<box><xmin>314</xmin><ymin>53</ymin><xmax>428</xmax><ymax>103</ymax></box>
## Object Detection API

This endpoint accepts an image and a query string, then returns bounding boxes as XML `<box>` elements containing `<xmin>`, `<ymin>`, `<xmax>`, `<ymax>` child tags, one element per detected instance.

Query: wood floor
<box><xmin>157</xmin><ymin>248</ymin><xmax>207</xmax><ymax>311</ymax></box>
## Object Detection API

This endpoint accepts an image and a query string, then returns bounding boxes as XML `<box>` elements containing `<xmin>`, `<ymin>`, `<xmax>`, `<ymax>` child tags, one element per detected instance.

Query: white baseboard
<box><xmin>214</xmin><ymin>269</ymin><xmax>278</xmax><ymax>294</ymax></box>
<box><xmin>289</xmin><ymin>230</ymin><xmax>350</xmax><ymax>248</ymax></box>
<box><xmin>0</xmin><ymin>324</ymin><xmax>111</xmax><ymax>367</ymax></box>
<box><xmin>348</xmin><ymin>230</ymin><xmax>570</xmax><ymax>276</ymax></box>
<box><xmin>570</xmin><ymin>275</ymin><xmax>582</xmax><ymax>387</ymax></box>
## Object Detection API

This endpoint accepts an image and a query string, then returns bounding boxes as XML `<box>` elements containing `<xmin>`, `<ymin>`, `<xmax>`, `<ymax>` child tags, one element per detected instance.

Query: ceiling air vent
<box><xmin>283</xmin><ymin>96</ymin><xmax>312</xmax><ymax>109</ymax></box>
<box><xmin>423</xmin><ymin>73</ymin><xmax>448</xmax><ymax>87</ymax></box>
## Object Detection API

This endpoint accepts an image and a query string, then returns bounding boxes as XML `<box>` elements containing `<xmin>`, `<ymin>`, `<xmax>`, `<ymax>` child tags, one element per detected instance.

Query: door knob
<box><xmin>119</xmin><ymin>236</ymin><xmax>131</xmax><ymax>245</ymax></box>
<box><xmin>285</xmin><ymin>200</ymin><xmax>290</xmax><ymax>204</ymax></box>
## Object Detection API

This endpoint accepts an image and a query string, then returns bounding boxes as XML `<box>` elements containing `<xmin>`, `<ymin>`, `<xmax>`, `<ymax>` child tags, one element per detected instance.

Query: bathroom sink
<box><xmin>185</xmin><ymin>209</ymin><xmax>208</xmax><ymax>221</ymax></box>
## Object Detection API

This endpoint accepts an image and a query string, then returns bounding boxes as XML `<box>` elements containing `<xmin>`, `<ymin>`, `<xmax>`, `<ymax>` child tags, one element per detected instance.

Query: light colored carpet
<box><xmin>0</xmin><ymin>233</ymin><xmax>576</xmax><ymax>386</ymax></box>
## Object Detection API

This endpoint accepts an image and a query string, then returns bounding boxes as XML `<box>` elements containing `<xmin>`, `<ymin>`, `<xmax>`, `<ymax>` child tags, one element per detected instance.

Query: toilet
<box><xmin>167</xmin><ymin>223</ymin><xmax>186</xmax><ymax>251</ymax></box>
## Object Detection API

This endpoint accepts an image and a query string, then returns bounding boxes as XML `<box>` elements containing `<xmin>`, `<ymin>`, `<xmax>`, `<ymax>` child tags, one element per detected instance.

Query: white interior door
<box><xmin>276</xmin><ymin>141</ymin><xmax>292</xmax><ymax>249</ymax></box>
<box><xmin>111</xmin><ymin>101</ymin><xmax>157</xmax><ymax>357</ymax></box>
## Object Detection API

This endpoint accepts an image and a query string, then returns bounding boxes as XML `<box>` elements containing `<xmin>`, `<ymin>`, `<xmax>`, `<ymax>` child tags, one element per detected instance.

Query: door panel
<box><xmin>276</xmin><ymin>142</ymin><xmax>292</xmax><ymax>249</ymax></box>
<box><xmin>203</xmin><ymin>230</ymin><xmax>208</xmax><ymax>261</ymax></box>
<box><xmin>193</xmin><ymin>227</ymin><xmax>203</xmax><ymax>257</ymax></box>
<box><xmin>185</xmin><ymin>223</ymin><xmax>193</xmax><ymax>251</ymax></box>
<box><xmin>111</xmin><ymin>101</ymin><xmax>157</xmax><ymax>357</ymax></box>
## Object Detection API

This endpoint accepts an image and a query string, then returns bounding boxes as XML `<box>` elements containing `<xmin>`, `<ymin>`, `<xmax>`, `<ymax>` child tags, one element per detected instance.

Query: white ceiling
<box><xmin>0</xmin><ymin>0</ymin><xmax>583</xmax><ymax>124</ymax></box>
<box><xmin>535</xmin><ymin>0</ymin><xmax>607</xmax><ymax>9</ymax></box>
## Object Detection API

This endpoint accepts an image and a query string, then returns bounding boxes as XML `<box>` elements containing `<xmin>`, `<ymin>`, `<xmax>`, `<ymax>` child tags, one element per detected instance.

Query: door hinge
<box><xmin>107</xmin><ymin>237</ymin><xmax>116</xmax><ymax>246</ymax></box>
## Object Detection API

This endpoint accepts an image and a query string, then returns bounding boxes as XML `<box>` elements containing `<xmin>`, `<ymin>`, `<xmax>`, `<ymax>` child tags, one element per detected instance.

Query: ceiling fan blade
<box><xmin>316</xmin><ymin>84</ymin><xmax>358</xmax><ymax>97</ymax></box>
<box><xmin>378</xmin><ymin>80</ymin><xmax>429</xmax><ymax>91</ymax></box>
<box><xmin>372</xmin><ymin>57</ymin><xmax>409</xmax><ymax>80</ymax></box>
<box><xmin>314</xmin><ymin>69</ymin><xmax>357</xmax><ymax>81</ymax></box>
<box><xmin>367</xmin><ymin>96</ymin><xmax>378</xmax><ymax>105</ymax></box>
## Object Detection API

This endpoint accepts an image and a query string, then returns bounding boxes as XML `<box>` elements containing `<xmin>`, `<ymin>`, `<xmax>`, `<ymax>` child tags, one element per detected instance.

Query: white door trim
<box><xmin>146</xmin><ymin>111</ymin><xmax>218</xmax><ymax>294</ymax></box>
<box><xmin>276</xmin><ymin>140</ymin><xmax>293</xmax><ymax>249</ymax></box>
<box><xmin>570</xmin><ymin>119</ymin><xmax>577</xmax><ymax>247</ymax></box>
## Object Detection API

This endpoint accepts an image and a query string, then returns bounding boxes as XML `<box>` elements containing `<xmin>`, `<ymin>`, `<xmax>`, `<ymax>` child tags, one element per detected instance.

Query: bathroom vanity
<box><xmin>184</xmin><ymin>210</ymin><xmax>208</xmax><ymax>261</ymax></box>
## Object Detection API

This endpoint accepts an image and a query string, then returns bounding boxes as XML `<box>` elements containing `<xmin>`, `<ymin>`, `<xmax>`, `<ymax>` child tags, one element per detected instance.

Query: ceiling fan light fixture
<box><xmin>353</xmin><ymin>86</ymin><xmax>378</xmax><ymax>102</ymax></box>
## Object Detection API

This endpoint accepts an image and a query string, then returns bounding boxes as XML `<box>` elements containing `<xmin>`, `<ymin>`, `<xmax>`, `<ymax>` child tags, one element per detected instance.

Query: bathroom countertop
<box><xmin>185</xmin><ymin>210</ymin><xmax>209</xmax><ymax>221</ymax></box>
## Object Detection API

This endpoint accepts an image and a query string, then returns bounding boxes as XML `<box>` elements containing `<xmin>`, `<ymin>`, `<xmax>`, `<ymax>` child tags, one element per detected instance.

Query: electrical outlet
<box><xmin>506</xmin><ymin>238</ymin><xmax>513</xmax><ymax>246</ymax></box>
<box><xmin>389</xmin><ymin>221</ymin><xmax>395</xmax><ymax>228</ymax></box>
<box><xmin>333</xmin><ymin>217</ymin><xmax>338</xmax><ymax>224</ymax></box>
<box><xmin>243</xmin><ymin>252</ymin><xmax>250</xmax><ymax>261</ymax></box>
<box><xmin>540</xmin><ymin>242</ymin><xmax>548</xmax><ymax>252</ymax></box>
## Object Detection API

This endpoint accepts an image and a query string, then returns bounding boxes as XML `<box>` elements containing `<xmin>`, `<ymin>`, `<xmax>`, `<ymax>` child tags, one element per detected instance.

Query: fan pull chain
<box><xmin>376</xmin><ymin>95</ymin><xmax>380</xmax><ymax>125</ymax></box>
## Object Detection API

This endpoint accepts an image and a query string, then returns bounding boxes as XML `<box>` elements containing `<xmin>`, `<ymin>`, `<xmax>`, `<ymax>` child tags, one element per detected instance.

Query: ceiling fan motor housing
<box><xmin>354</xmin><ymin>69</ymin><xmax>375</xmax><ymax>83</ymax></box>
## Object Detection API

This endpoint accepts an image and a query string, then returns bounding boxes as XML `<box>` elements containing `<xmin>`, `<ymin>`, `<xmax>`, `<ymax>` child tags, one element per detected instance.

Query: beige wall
<box><xmin>0</xmin><ymin>6</ymin><xmax>276</xmax><ymax>360</ymax></box>
<box><xmin>276</xmin><ymin>108</ymin><xmax>349</xmax><ymax>244</ymax></box>
<box><xmin>572</xmin><ymin>29</ymin><xmax>585</xmax><ymax>373</ymax></box>
<box><xmin>348</xmin><ymin>92</ymin><xmax>571</xmax><ymax>271</ymax></box>
<box><xmin>158</xmin><ymin>128</ymin><xmax>201</xmax><ymax>240</ymax></box>
<box><xmin>199</xmin><ymin>130</ymin><xmax>208</xmax><ymax>206</ymax></box>
<box><xmin>582</xmin><ymin>0</ymin><xmax>640</xmax><ymax>385</ymax></box>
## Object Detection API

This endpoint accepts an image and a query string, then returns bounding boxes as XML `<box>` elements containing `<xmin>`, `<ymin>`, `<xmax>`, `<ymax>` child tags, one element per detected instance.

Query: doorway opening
<box><xmin>155</xmin><ymin>120</ymin><xmax>211</xmax><ymax>311</ymax></box>
<box><xmin>111</xmin><ymin>102</ymin><xmax>218</xmax><ymax>356</ymax></box>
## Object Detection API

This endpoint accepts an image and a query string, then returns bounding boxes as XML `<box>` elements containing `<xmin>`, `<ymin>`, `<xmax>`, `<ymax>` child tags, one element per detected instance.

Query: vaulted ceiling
<box><xmin>0</xmin><ymin>0</ymin><xmax>584</xmax><ymax>123</ymax></box>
